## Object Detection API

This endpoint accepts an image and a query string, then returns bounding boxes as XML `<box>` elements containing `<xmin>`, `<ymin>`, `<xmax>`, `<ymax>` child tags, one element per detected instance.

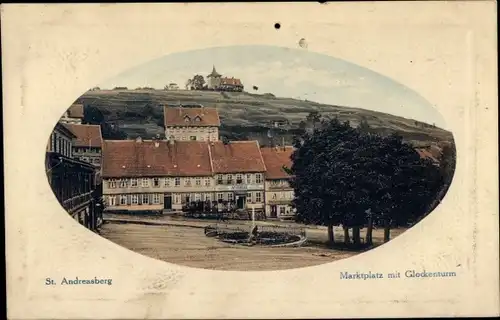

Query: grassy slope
<box><xmin>78</xmin><ymin>89</ymin><xmax>453</xmax><ymax>146</ymax></box>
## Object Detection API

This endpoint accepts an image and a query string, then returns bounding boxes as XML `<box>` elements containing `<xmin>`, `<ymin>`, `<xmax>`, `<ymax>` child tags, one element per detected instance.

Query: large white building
<box><xmin>164</xmin><ymin>106</ymin><xmax>220</xmax><ymax>142</ymax></box>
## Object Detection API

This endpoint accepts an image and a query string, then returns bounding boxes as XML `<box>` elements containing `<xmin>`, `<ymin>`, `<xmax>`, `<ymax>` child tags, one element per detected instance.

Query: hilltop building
<box><xmin>164</xmin><ymin>106</ymin><xmax>220</xmax><ymax>142</ymax></box>
<box><xmin>206</xmin><ymin>66</ymin><xmax>244</xmax><ymax>92</ymax></box>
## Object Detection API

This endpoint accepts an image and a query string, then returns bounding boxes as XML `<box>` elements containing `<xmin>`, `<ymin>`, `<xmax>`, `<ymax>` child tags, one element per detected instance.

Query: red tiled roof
<box><xmin>220</xmin><ymin>77</ymin><xmax>242</xmax><ymax>86</ymax></box>
<box><xmin>67</xmin><ymin>104</ymin><xmax>84</xmax><ymax>118</ymax></box>
<box><xmin>209</xmin><ymin>141</ymin><xmax>266</xmax><ymax>174</ymax></box>
<box><xmin>260</xmin><ymin>146</ymin><xmax>294</xmax><ymax>179</ymax></box>
<box><xmin>164</xmin><ymin>107</ymin><xmax>220</xmax><ymax>127</ymax></box>
<box><xmin>415</xmin><ymin>148</ymin><xmax>439</xmax><ymax>163</ymax></box>
<box><xmin>101</xmin><ymin>140</ymin><xmax>213</xmax><ymax>178</ymax></box>
<box><xmin>63</xmin><ymin>124</ymin><xmax>103</xmax><ymax>148</ymax></box>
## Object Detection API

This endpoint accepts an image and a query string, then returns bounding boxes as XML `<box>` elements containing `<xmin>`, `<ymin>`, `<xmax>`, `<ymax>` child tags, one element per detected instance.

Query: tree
<box><xmin>358</xmin><ymin>117</ymin><xmax>371</xmax><ymax>134</ymax></box>
<box><xmin>186</xmin><ymin>75</ymin><xmax>206</xmax><ymax>90</ymax></box>
<box><xmin>290</xmin><ymin>118</ymin><xmax>442</xmax><ymax>248</ymax></box>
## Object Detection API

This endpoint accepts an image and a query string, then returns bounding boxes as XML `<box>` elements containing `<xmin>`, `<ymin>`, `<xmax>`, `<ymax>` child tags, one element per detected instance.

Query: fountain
<box><xmin>204</xmin><ymin>207</ymin><xmax>307</xmax><ymax>247</ymax></box>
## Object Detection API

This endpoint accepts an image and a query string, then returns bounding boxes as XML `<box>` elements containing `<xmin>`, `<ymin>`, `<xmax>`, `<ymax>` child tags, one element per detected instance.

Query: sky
<box><xmin>99</xmin><ymin>45</ymin><xmax>446</xmax><ymax>128</ymax></box>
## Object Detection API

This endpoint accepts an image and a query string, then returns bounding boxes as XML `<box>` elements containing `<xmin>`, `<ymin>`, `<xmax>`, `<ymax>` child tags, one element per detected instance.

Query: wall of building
<box><xmin>103</xmin><ymin>176</ymin><xmax>217</xmax><ymax>211</ymax></box>
<box><xmin>102</xmin><ymin>174</ymin><xmax>268</xmax><ymax>211</ymax></box>
<box><xmin>60</xmin><ymin>116</ymin><xmax>82</xmax><ymax>124</ymax></box>
<box><xmin>47</xmin><ymin>129</ymin><xmax>73</xmax><ymax>158</ymax></box>
<box><xmin>213</xmin><ymin>172</ymin><xmax>265</xmax><ymax>210</ymax></box>
<box><xmin>165</xmin><ymin>126</ymin><xmax>219</xmax><ymax>141</ymax></box>
<box><xmin>73</xmin><ymin>147</ymin><xmax>102</xmax><ymax>167</ymax></box>
<box><xmin>264</xmin><ymin>179</ymin><xmax>295</xmax><ymax>219</ymax></box>
<box><xmin>207</xmin><ymin>77</ymin><xmax>221</xmax><ymax>89</ymax></box>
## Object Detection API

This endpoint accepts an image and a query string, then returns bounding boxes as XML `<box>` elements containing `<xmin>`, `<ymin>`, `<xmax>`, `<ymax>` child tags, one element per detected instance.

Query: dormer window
<box><xmin>194</xmin><ymin>116</ymin><xmax>201</xmax><ymax>122</ymax></box>
<box><xmin>184</xmin><ymin>115</ymin><xmax>190</xmax><ymax>122</ymax></box>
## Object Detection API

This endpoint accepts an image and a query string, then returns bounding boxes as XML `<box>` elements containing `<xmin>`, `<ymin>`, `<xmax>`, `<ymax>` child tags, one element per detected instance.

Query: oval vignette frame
<box><xmin>45</xmin><ymin>45</ymin><xmax>457</xmax><ymax>272</ymax></box>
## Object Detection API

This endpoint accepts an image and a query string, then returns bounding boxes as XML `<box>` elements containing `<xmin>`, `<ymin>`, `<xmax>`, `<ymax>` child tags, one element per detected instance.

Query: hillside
<box><xmin>77</xmin><ymin>89</ymin><xmax>453</xmax><ymax>147</ymax></box>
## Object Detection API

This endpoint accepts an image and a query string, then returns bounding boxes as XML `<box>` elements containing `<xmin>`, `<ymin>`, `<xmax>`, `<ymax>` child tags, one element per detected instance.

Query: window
<box><xmin>190</xmin><ymin>136</ymin><xmax>197</xmax><ymax>141</ymax></box>
<box><xmin>185</xmin><ymin>178</ymin><xmax>191</xmax><ymax>186</ymax></box>
<box><xmin>174</xmin><ymin>194</ymin><xmax>181</xmax><ymax>204</ymax></box>
<box><xmin>119</xmin><ymin>179</ymin><xmax>127</xmax><ymax>188</ymax></box>
<box><xmin>94</xmin><ymin>157</ymin><xmax>101</xmax><ymax>164</ymax></box>
<box><xmin>217</xmin><ymin>193</ymin><xmax>223</xmax><ymax>201</ymax></box>
<box><xmin>120</xmin><ymin>195</ymin><xmax>127</xmax><ymax>205</ymax></box>
<box><xmin>108</xmin><ymin>179</ymin><xmax>117</xmax><ymax>188</ymax></box>
<box><xmin>280</xmin><ymin>192</ymin><xmax>286</xmax><ymax>199</ymax></box>
<box><xmin>204</xmin><ymin>194</ymin><xmax>211</xmax><ymax>201</ymax></box>
<box><xmin>236</xmin><ymin>174</ymin><xmax>243</xmax><ymax>184</ymax></box>
<box><xmin>227</xmin><ymin>174</ymin><xmax>233</xmax><ymax>184</ymax></box>
<box><xmin>181</xmin><ymin>136</ymin><xmax>187</xmax><ymax>141</ymax></box>
<box><xmin>272</xmin><ymin>193</ymin><xmax>277</xmax><ymax>200</ymax></box>
<box><xmin>195</xmin><ymin>193</ymin><xmax>201</xmax><ymax>201</ymax></box>
<box><xmin>280</xmin><ymin>206</ymin><xmax>286</xmax><ymax>215</ymax></box>
<box><xmin>175</xmin><ymin>177</ymin><xmax>181</xmax><ymax>186</ymax></box>
<box><xmin>142</xmin><ymin>194</ymin><xmax>149</xmax><ymax>204</ymax></box>
<box><xmin>228</xmin><ymin>193</ymin><xmax>234</xmax><ymax>201</ymax></box>
<box><xmin>164</xmin><ymin>178</ymin><xmax>171</xmax><ymax>187</ymax></box>
<box><xmin>142</xmin><ymin>178</ymin><xmax>149</xmax><ymax>187</ymax></box>
<box><xmin>205</xmin><ymin>178</ymin><xmax>211</xmax><ymax>186</ymax></box>
<box><xmin>195</xmin><ymin>177</ymin><xmax>201</xmax><ymax>186</ymax></box>
<box><xmin>131</xmin><ymin>179</ymin><xmax>138</xmax><ymax>187</ymax></box>
<box><xmin>153</xmin><ymin>178</ymin><xmax>160</xmax><ymax>187</ymax></box>
<box><xmin>108</xmin><ymin>196</ymin><xmax>116</xmax><ymax>206</ymax></box>
<box><xmin>255</xmin><ymin>174</ymin><xmax>262</xmax><ymax>184</ymax></box>
<box><xmin>153</xmin><ymin>194</ymin><xmax>160</xmax><ymax>204</ymax></box>
<box><xmin>217</xmin><ymin>175</ymin><xmax>223</xmax><ymax>185</ymax></box>
<box><xmin>255</xmin><ymin>192</ymin><xmax>262</xmax><ymax>203</ymax></box>
<box><xmin>246</xmin><ymin>193</ymin><xmax>252</xmax><ymax>203</ymax></box>
<box><xmin>131</xmin><ymin>194</ymin><xmax>139</xmax><ymax>205</ymax></box>
<box><xmin>246</xmin><ymin>174</ymin><xmax>252</xmax><ymax>184</ymax></box>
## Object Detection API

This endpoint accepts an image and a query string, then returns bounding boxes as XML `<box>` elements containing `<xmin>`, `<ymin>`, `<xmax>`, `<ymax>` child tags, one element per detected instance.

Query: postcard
<box><xmin>2</xmin><ymin>2</ymin><xmax>498</xmax><ymax>319</ymax></box>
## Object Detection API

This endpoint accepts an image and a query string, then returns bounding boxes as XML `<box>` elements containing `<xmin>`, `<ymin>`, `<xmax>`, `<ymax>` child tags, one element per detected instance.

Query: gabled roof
<box><xmin>164</xmin><ymin>107</ymin><xmax>220</xmax><ymax>127</ymax></box>
<box><xmin>54</xmin><ymin>122</ymin><xmax>77</xmax><ymax>139</ymax></box>
<box><xmin>209</xmin><ymin>141</ymin><xmax>266</xmax><ymax>174</ymax></box>
<box><xmin>415</xmin><ymin>148</ymin><xmax>440</xmax><ymax>164</ymax></box>
<box><xmin>63</xmin><ymin>124</ymin><xmax>103</xmax><ymax>148</ymax></box>
<box><xmin>220</xmin><ymin>77</ymin><xmax>243</xmax><ymax>86</ymax></box>
<box><xmin>260</xmin><ymin>146</ymin><xmax>294</xmax><ymax>179</ymax></box>
<box><xmin>101</xmin><ymin>140</ymin><xmax>213</xmax><ymax>178</ymax></box>
<box><xmin>67</xmin><ymin>104</ymin><xmax>84</xmax><ymax>118</ymax></box>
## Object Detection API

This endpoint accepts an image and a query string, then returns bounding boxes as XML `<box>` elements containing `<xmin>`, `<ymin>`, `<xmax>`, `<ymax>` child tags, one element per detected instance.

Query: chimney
<box><xmin>154</xmin><ymin>141</ymin><xmax>160</xmax><ymax>148</ymax></box>
<box><xmin>136</xmin><ymin>136</ymin><xmax>142</xmax><ymax>143</ymax></box>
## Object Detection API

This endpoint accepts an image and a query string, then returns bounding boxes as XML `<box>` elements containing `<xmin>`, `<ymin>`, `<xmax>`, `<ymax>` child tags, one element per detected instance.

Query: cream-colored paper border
<box><xmin>2</xmin><ymin>2</ymin><xmax>498</xmax><ymax>319</ymax></box>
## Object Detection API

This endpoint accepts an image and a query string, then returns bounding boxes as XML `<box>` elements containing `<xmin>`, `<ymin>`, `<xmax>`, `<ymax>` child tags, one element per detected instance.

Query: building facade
<box><xmin>101</xmin><ymin>139</ymin><xmax>268</xmax><ymax>215</ymax></box>
<box><xmin>210</xmin><ymin>141</ymin><xmax>267</xmax><ymax>214</ymax></box>
<box><xmin>164</xmin><ymin>106</ymin><xmax>220</xmax><ymax>142</ymax></box>
<box><xmin>261</xmin><ymin>146</ymin><xmax>295</xmax><ymax>219</ymax></box>
<box><xmin>47</xmin><ymin>122</ymin><xmax>77</xmax><ymax>158</ymax></box>
<box><xmin>63</xmin><ymin>123</ymin><xmax>103</xmax><ymax>168</ymax></box>
<box><xmin>46</xmin><ymin>120</ymin><xmax>103</xmax><ymax>231</ymax></box>
<box><xmin>102</xmin><ymin>138</ymin><xmax>215</xmax><ymax>212</ymax></box>
<box><xmin>60</xmin><ymin>103</ymin><xmax>84</xmax><ymax>124</ymax></box>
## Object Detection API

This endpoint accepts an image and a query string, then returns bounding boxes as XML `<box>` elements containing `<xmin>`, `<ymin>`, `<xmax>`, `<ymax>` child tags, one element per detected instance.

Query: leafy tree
<box><xmin>186</xmin><ymin>75</ymin><xmax>206</xmax><ymax>90</ymax></box>
<box><xmin>290</xmin><ymin>118</ymin><xmax>442</xmax><ymax>248</ymax></box>
<box><xmin>358</xmin><ymin>117</ymin><xmax>371</xmax><ymax>134</ymax></box>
